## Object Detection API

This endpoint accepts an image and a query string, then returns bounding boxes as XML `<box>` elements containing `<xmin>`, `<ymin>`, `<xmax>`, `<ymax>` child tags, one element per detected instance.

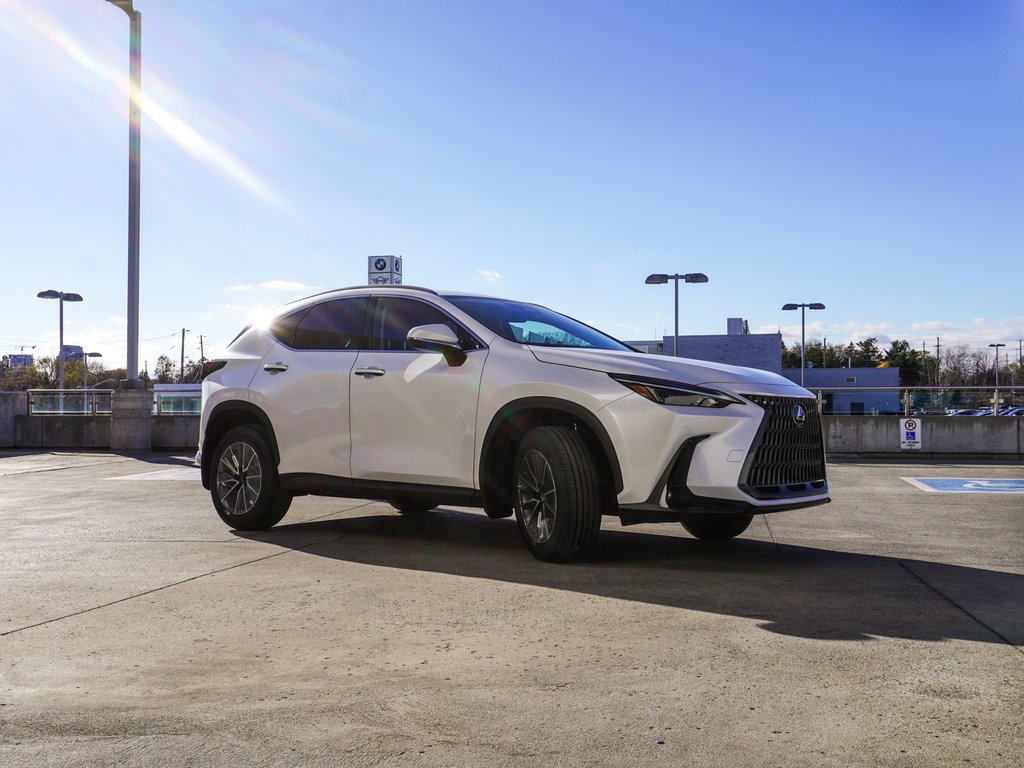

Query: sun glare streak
<box><xmin>0</xmin><ymin>0</ymin><xmax>286</xmax><ymax>211</ymax></box>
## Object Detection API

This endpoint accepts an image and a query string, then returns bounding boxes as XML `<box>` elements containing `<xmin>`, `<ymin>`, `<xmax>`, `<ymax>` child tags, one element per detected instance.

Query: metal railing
<box><xmin>806</xmin><ymin>386</ymin><xmax>1024</xmax><ymax>417</ymax></box>
<box><xmin>26</xmin><ymin>389</ymin><xmax>200</xmax><ymax>416</ymax></box>
<box><xmin>28</xmin><ymin>389</ymin><xmax>114</xmax><ymax>415</ymax></box>
<box><xmin>153</xmin><ymin>392</ymin><xmax>201</xmax><ymax>415</ymax></box>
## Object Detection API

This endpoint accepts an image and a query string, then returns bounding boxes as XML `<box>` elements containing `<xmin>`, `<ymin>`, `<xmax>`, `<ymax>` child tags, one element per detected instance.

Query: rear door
<box><xmin>349</xmin><ymin>296</ymin><xmax>487</xmax><ymax>487</ymax></box>
<box><xmin>249</xmin><ymin>296</ymin><xmax>369</xmax><ymax>477</ymax></box>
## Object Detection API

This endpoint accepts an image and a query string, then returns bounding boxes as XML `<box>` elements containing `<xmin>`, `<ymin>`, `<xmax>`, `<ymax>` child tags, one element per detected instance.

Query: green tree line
<box><xmin>0</xmin><ymin>354</ymin><xmax>205</xmax><ymax>390</ymax></box>
<box><xmin>783</xmin><ymin>338</ymin><xmax>1022</xmax><ymax>387</ymax></box>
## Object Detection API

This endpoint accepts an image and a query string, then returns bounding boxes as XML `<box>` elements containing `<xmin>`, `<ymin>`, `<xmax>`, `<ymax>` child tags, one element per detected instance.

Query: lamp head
<box><xmin>809</xmin><ymin>302</ymin><xmax>826</xmax><ymax>310</ymax></box>
<box><xmin>645</xmin><ymin>274</ymin><xmax>669</xmax><ymax>285</ymax></box>
<box><xmin>107</xmin><ymin>0</ymin><xmax>136</xmax><ymax>18</ymax></box>
<box><xmin>683</xmin><ymin>273</ymin><xmax>708</xmax><ymax>284</ymax></box>
<box><xmin>37</xmin><ymin>290</ymin><xmax>60</xmax><ymax>300</ymax></box>
<box><xmin>63</xmin><ymin>293</ymin><xmax>84</xmax><ymax>302</ymax></box>
<box><xmin>781</xmin><ymin>303</ymin><xmax>799</xmax><ymax>311</ymax></box>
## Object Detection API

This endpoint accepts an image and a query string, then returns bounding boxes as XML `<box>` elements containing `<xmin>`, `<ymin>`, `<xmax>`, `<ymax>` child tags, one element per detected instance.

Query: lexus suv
<box><xmin>197</xmin><ymin>286</ymin><xmax>829</xmax><ymax>562</ymax></box>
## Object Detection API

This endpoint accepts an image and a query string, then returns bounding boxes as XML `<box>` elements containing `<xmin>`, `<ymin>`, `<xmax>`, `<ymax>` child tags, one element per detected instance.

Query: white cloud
<box><xmin>226</xmin><ymin>280</ymin><xmax>314</xmax><ymax>292</ymax></box>
<box><xmin>478</xmin><ymin>270</ymin><xmax>503</xmax><ymax>283</ymax></box>
<box><xmin>258</xmin><ymin>280</ymin><xmax>313</xmax><ymax>291</ymax></box>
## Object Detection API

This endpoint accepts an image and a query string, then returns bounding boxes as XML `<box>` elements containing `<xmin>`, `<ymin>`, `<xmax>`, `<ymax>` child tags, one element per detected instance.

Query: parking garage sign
<box><xmin>900</xmin><ymin>418</ymin><xmax>922</xmax><ymax>450</ymax></box>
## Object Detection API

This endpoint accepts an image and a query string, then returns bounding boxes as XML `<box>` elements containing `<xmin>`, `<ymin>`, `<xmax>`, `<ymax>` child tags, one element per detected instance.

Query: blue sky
<box><xmin>2</xmin><ymin>0</ymin><xmax>1022</xmax><ymax>371</ymax></box>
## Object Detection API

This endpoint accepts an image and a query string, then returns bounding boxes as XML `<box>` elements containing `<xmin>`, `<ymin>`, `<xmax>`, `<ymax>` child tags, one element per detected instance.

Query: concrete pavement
<box><xmin>1</xmin><ymin>451</ymin><xmax>1021</xmax><ymax>767</ymax></box>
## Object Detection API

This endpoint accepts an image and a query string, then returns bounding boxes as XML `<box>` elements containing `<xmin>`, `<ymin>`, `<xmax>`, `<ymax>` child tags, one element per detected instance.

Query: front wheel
<box><xmin>211</xmin><ymin>425</ymin><xmax>292</xmax><ymax>530</ymax></box>
<box><xmin>681</xmin><ymin>514</ymin><xmax>753</xmax><ymax>540</ymax></box>
<box><xmin>513</xmin><ymin>426</ymin><xmax>606</xmax><ymax>562</ymax></box>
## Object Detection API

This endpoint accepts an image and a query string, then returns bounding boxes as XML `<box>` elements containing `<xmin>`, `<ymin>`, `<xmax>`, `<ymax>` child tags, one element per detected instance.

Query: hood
<box><xmin>528</xmin><ymin>346</ymin><xmax>806</xmax><ymax>393</ymax></box>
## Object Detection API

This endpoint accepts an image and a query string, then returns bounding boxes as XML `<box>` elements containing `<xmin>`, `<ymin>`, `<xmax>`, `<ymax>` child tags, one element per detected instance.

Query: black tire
<box><xmin>210</xmin><ymin>425</ymin><xmax>292</xmax><ymax>530</ymax></box>
<box><xmin>681</xmin><ymin>514</ymin><xmax>753</xmax><ymax>541</ymax></box>
<box><xmin>388</xmin><ymin>498</ymin><xmax>438</xmax><ymax>515</ymax></box>
<box><xmin>513</xmin><ymin>426</ymin><xmax>606</xmax><ymax>562</ymax></box>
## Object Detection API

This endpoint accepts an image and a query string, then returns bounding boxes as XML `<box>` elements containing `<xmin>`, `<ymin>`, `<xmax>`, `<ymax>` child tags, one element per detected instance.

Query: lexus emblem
<box><xmin>792</xmin><ymin>403</ymin><xmax>807</xmax><ymax>427</ymax></box>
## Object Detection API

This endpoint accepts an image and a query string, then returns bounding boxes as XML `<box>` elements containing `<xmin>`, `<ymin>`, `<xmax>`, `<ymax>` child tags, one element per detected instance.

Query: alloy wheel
<box><xmin>517</xmin><ymin>449</ymin><xmax>557</xmax><ymax>543</ymax></box>
<box><xmin>216</xmin><ymin>441</ymin><xmax>263</xmax><ymax>515</ymax></box>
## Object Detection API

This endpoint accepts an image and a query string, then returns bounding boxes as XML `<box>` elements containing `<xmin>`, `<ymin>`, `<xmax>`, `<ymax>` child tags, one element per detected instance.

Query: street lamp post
<box><xmin>37</xmin><ymin>290</ymin><xmax>83</xmax><ymax>394</ymax></box>
<box><xmin>72</xmin><ymin>351</ymin><xmax>103</xmax><ymax>390</ymax></box>
<box><xmin>989</xmin><ymin>342</ymin><xmax>1006</xmax><ymax>415</ymax></box>
<box><xmin>105</xmin><ymin>0</ymin><xmax>143</xmax><ymax>389</ymax></box>
<box><xmin>69</xmin><ymin>351</ymin><xmax>103</xmax><ymax>412</ymax></box>
<box><xmin>645</xmin><ymin>272</ymin><xmax>710</xmax><ymax>356</ymax></box>
<box><xmin>782</xmin><ymin>302</ymin><xmax>826</xmax><ymax>387</ymax></box>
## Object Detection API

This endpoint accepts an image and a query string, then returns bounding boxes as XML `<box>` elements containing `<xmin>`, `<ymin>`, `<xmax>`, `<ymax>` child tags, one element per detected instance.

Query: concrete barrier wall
<box><xmin>0</xmin><ymin>392</ymin><xmax>28</xmax><ymax>448</ymax></box>
<box><xmin>1</xmin><ymin>402</ymin><xmax>1021</xmax><ymax>458</ymax></box>
<box><xmin>152</xmin><ymin>416</ymin><xmax>200</xmax><ymax>451</ymax></box>
<box><xmin>823</xmin><ymin>416</ymin><xmax>1022</xmax><ymax>458</ymax></box>
<box><xmin>15</xmin><ymin>415</ymin><xmax>112</xmax><ymax>449</ymax></box>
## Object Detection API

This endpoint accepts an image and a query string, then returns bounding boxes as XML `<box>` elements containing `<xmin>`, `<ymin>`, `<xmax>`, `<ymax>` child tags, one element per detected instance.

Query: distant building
<box><xmin>8</xmin><ymin>354</ymin><xmax>33</xmax><ymax>369</ymax></box>
<box><xmin>626</xmin><ymin>319</ymin><xmax>901</xmax><ymax>414</ymax></box>
<box><xmin>782</xmin><ymin>367</ymin><xmax>901</xmax><ymax>415</ymax></box>
<box><xmin>625</xmin><ymin>318</ymin><xmax>782</xmax><ymax>372</ymax></box>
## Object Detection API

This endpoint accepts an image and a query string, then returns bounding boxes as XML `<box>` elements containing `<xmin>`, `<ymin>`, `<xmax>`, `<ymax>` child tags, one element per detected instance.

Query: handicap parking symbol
<box><xmin>902</xmin><ymin>477</ymin><xmax>1024</xmax><ymax>493</ymax></box>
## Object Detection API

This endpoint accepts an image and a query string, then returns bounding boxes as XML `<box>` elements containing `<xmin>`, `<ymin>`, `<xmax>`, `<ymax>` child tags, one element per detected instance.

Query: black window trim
<box><xmin>365</xmin><ymin>295</ymin><xmax>488</xmax><ymax>353</ymax></box>
<box><xmin>272</xmin><ymin>295</ymin><xmax>371</xmax><ymax>352</ymax></box>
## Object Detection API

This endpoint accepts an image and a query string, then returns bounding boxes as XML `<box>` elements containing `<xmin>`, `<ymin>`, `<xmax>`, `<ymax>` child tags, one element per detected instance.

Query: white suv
<box><xmin>198</xmin><ymin>286</ymin><xmax>829</xmax><ymax>561</ymax></box>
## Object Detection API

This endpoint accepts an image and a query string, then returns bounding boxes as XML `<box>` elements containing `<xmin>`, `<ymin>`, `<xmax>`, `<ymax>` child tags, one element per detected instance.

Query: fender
<box><xmin>479</xmin><ymin>396</ymin><xmax>624</xmax><ymax>495</ymax></box>
<box><xmin>201</xmin><ymin>400</ymin><xmax>281</xmax><ymax>488</ymax></box>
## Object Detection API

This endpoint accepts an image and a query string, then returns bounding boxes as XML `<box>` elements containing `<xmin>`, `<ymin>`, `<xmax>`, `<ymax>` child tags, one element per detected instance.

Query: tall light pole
<box><xmin>645</xmin><ymin>272</ymin><xmax>710</xmax><ymax>356</ymax></box>
<box><xmin>105</xmin><ymin>0</ymin><xmax>143</xmax><ymax>389</ymax></box>
<box><xmin>782</xmin><ymin>302</ymin><xmax>826</xmax><ymax>387</ymax></box>
<box><xmin>37</xmin><ymin>290</ymin><xmax>83</xmax><ymax>392</ymax></box>
<box><xmin>989</xmin><ymin>342</ymin><xmax>1006</xmax><ymax>415</ymax></box>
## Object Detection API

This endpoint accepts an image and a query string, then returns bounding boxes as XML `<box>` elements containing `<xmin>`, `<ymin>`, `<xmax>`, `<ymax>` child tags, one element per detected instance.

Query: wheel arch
<box><xmin>201</xmin><ymin>401</ymin><xmax>280</xmax><ymax>489</ymax></box>
<box><xmin>478</xmin><ymin>397</ymin><xmax>623</xmax><ymax>516</ymax></box>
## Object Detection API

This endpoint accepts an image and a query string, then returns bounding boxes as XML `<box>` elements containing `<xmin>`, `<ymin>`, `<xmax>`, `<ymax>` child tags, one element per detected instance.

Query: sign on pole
<box><xmin>367</xmin><ymin>255</ymin><xmax>403</xmax><ymax>285</ymax></box>
<box><xmin>900</xmin><ymin>418</ymin><xmax>922</xmax><ymax>450</ymax></box>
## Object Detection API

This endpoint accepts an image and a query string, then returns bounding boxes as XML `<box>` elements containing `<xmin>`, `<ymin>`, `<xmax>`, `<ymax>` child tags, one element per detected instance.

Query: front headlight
<box><xmin>609</xmin><ymin>374</ymin><xmax>744</xmax><ymax>408</ymax></box>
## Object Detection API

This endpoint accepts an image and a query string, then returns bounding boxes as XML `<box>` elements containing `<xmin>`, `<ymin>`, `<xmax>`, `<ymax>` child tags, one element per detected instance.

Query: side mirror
<box><xmin>407</xmin><ymin>324</ymin><xmax>467</xmax><ymax>367</ymax></box>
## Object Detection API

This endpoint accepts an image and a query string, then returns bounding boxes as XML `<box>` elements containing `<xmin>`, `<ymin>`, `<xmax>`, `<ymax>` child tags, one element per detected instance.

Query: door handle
<box><xmin>354</xmin><ymin>367</ymin><xmax>386</xmax><ymax>378</ymax></box>
<box><xmin>263</xmin><ymin>362</ymin><xmax>289</xmax><ymax>374</ymax></box>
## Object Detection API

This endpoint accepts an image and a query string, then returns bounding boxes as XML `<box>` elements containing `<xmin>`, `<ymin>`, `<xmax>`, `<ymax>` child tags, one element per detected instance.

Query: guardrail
<box><xmin>26</xmin><ymin>389</ymin><xmax>200</xmax><ymax>416</ymax></box>
<box><xmin>27</xmin><ymin>389</ymin><xmax>114</xmax><ymax>415</ymax></box>
<box><xmin>806</xmin><ymin>386</ymin><xmax>1023</xmax><ymax>417</ymax></box>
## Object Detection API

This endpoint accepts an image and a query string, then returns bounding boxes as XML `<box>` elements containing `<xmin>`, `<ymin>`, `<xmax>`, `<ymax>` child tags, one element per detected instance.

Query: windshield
<box><xmin>444</xmin><ymin>296</ymin><xmax>633</xmax><ymax>351</ymax></box>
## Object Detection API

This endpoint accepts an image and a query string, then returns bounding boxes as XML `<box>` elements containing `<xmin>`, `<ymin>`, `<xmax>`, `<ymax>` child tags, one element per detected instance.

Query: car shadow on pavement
<box><xmin>235</xmin><ymin>508</ymin><xmax>1024</xmax><ymax>648</ymax></box>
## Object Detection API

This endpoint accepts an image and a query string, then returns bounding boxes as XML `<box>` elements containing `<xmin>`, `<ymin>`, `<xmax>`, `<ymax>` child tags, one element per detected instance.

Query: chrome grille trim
<box><xmin>741</xmin><ymin>395</ymin><xmax>827</xmax><ymax>499</ymax></box>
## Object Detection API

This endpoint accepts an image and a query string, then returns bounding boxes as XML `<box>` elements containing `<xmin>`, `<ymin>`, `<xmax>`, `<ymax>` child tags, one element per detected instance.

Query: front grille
<box><xmin>741</xmin><ymin>395</ymin><xmax>827</xmax><ymax>499</ymax></box>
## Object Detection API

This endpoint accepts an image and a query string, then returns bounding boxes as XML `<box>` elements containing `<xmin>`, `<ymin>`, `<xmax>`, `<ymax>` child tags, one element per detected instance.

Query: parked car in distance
<box><xmin>197</xmin><ymin>286</ymin><xmax>830</xmax><ymax>562</ymax></box>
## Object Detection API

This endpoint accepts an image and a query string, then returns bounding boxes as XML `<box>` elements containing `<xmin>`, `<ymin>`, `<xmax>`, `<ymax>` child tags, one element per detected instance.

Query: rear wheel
<box><xmin>681</xmin><ymin>514</ymin><xmax>752</xmax><ymax>540</ymax></box>
<box><xmin>211</xmin><ymin>425</ymin><xmax>292</xmax><ymax>530</ymax></box>
<box><xmin>513</xmin><ymin>426</ymin><xmax>605</xmax><ymax>562</ymax></box>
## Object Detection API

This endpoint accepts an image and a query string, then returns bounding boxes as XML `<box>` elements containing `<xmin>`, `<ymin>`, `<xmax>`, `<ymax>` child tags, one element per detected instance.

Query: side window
<box><xmin>269</xmin><ymin>308</ymin><xmax>308</xmax><ymax>348</ymax></box>
<box><xmin>291</xmin><ymin>297</ymin><xmax>369</xmax><ymax>350</ymax></box>
<box><xmin>369</xmin><ymin>298</ymin><xmax>474</xmax><ymax>351</ymax></box>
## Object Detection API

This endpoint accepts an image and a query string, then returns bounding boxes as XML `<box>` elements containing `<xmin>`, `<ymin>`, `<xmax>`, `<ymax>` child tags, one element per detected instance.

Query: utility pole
<box><xmin>179</xmin><ymin>328</ymin><xmax>189</xmax><ymax>383</ymax></box>
<box><xmin>199</xmin><ymin>334</ymin><xmax>205</xmax><ymax>363</ymax></box>
<box><xmin>935</xmin><ymin>337</ymin><xmax>941</xmax><ymax>386</ymax></box>
<box><xmin>823</xmin><ymin>337</ymin><xmax>827</xmax><ymax>368</ymax></box>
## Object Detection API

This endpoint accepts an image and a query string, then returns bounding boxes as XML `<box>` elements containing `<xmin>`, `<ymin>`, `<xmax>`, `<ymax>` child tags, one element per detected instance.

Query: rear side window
<box><xmin>290</xmin><ymin>297</ymin><xmax>369</xmax><ymax>350</ymax></box>
<box><xmin>269</xmin><ymin>309</ymin><xmax>308</xmax><ymax>347</ymax></box>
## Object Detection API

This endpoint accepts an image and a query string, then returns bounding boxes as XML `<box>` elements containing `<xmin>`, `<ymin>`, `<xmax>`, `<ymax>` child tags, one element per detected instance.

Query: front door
<box><xmin>349</xmin><ymin>296</ymin><xmax>487</xmax><ymax>488</ymax></box>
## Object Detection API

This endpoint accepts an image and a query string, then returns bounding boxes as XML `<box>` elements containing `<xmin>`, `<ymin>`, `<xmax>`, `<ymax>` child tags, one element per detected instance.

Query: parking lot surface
<box><xmin>1</xmin><ymin>451</ymin><xmax>1021</xmax><ymax>767</ymax></box>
